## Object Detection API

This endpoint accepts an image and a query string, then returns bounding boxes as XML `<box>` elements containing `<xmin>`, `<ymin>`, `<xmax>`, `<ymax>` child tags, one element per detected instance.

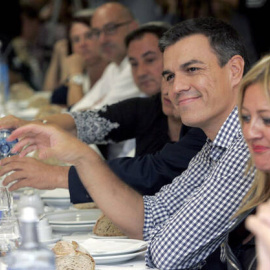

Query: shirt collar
<box><xmin>117</xmin><ymin>57</ymin><xmax>128</xmax><ymax>72</ymax></box>
<box><xmin>207</xmin><ymin>107</ymin><xmax>242</xmax><ymax>161</ymax></box>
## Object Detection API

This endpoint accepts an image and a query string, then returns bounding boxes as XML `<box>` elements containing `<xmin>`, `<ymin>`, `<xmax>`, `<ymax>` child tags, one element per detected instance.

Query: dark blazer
<box><xmin>68</xmin><ymin>126</ymin><xmax>206</xmax><ymax>203</ymax></box>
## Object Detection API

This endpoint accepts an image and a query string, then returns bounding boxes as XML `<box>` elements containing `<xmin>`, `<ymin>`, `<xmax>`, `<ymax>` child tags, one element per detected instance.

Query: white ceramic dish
<box><xmin>50</xmin><ymin>223</ymin><xmax>95</xmax><ymax>233</ymax></box>
<box><xmin>80</xmin><ymin>238</ymin><xmax>148</xmax><ymax>256</ymax></box>
<box><xmin>40</xmin><ymin>235</ymin><xmax>61</xmax><ymax>245</ymax></box>
<box><xmin>87</xmin><ymin>232</ymin><xmax>128</xmax><ymax>239</ymax></box>
<box><xmin>62</xmin><ymin>233</ymin><xmax>127</xmax><ymax>243</ymax></box>
<box><xmin>42</xmin><ymin>198</ymin><xmax>72</xmax><ymax>209</ymax></box>
<box><xmin>93</xmin><ymin>249</ymin><xmax>146</xmax><ymax>264</ymax></box>
<box><xmin>40</xmin><ymin>189</ymin><xmax>70</xmax><ymax>199</ymax></box>
<box><xmin>46</xmin><ymin>209</ymin><xmax>102</xmax><ymax>225</ymax></box>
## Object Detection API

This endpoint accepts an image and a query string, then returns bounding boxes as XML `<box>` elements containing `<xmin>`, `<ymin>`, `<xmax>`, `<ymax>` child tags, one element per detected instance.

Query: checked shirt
<box><xmin>143</xmin><ymin>107</ymin><xmax>256</xmax><ymax>269</ymax></box>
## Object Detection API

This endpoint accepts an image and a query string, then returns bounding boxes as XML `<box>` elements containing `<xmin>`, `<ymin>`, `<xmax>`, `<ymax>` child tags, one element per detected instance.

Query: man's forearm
<box><xmin>75</xmin><ymin>151</ymin><xmax>145</xmax><ymax>239</ymax></box>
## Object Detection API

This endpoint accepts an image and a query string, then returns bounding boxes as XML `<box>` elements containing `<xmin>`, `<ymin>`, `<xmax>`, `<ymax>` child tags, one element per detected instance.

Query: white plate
<box><xmin>46</xmin><ymin>209</ymin><xmax>102</xmax><ymax>225</ymax></box>
<box><xmin>40</xmin><ymin>189</ymin><xmax>70</xmax><ymax>199</ymax></box>
<box><xmin>81</xmin><ymin>238</ymin><xmax>148</xmax><ymax>256</ymax></box>
<box><xmin>62</xmin><ymin>232</ymin><xmax>127</xmax><ymax>242</ymax></box>
<box><xmin>40</xmin><ymin>235</ymin><xmax>61</xmax><ymax>245</ymax></box>
<box><xmin>87</xmin><ymin>232</ymin><xmax>128</xmax><ymax>239</ymax></box>
<box><xmin>42</xmin><ymin>198</ymin><xmax>72</xmax><ymax>209</ymax></box>
<box><xmin>51</xmin><ymin>223</ymin><xmax>95</xmax><ymax>233</ymax></box>
<box><xmin>94</xmin><ymin>249</ymin><xmax>146</xmax><ymax>264</ymax></box>
<box><xmin>14</xmin><ymin>108</ymin><xmax>39</xmax><ymax>120</ymax></box>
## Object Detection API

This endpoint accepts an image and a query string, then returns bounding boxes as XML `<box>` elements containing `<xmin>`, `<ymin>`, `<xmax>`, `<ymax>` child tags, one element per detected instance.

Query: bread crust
<box><xmin>93</xmin><ymin>214</ymin><xmax>126</xmax><ymax>237</ymax></box>
<box><xmin>73</xmin><ymin>202</ymin><xmax>97</xmax><ymax>209</ymax></box>
<box><xmin>52</xmin><ymin>240</ymin><xmax>95</xmax><ymax>270</ymax></box>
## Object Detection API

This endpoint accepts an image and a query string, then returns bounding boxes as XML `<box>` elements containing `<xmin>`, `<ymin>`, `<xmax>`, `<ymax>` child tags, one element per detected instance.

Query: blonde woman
<box><xmin>239</xmin><ymin>53</ymin><xmax>270</xmax><ymax>270</ymax></box>
<box><xmin>200</xmin><ymin>54</ymin><xmax>270</xmax><ymax>269</ymax></box>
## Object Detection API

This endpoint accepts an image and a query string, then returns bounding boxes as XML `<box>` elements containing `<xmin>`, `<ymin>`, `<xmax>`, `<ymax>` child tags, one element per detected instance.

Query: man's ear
<box><xmin>228</xmin><ymin>55</ymin><xmax>245</xmax><ymax>89</ymax></box>
<box><xmin>130</xmin><ymin>20</ymin><xmax>139</xmax><ymax>31</ymax></box>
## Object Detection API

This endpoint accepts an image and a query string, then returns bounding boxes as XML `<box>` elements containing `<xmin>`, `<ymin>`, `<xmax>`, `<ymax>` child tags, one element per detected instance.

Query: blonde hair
<box><xmin>236</xmin><ymin>54</ymin><xmax>270</xmax><ymax>216</ymax></box>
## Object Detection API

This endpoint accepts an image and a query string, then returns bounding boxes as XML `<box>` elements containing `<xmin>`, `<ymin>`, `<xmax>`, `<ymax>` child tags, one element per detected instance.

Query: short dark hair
<box><xmin>159</xmin><ymin>17</ymin><xmax>250</xmax><ymax>74</ymax></box>
<box><xmin>71</xmin><ymin>17</ymin><xmax>91</xmax><ymax>28</ymax></box>
<box><xmin>125</xmin><ymin>22</ymin><xmax>171</xmax><ymax>48</ymax></box>
<box><xmin>20</xmin><ymin>5</ymin><xmax>39</xmax><ymax>20</ymax></box>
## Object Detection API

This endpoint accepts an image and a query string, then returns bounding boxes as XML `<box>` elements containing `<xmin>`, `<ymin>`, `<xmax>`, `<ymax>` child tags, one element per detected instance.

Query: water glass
<box><xmin>0</xmin><ymin>217</ymin><xmax>21</xmax><ymax>258</ymax></box>
<box><xmin>0</xmin><ymin>187</ymin><xmax>12</xmax><ymax>218</ymax></box>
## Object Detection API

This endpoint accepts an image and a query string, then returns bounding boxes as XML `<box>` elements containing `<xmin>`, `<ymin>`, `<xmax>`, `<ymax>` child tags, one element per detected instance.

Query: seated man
<box><xmin>0</xmin><ymin>23</ymin><xmax>206</xmax><ymax>197</ymax></box>
<box><xmin>2</xmin><ymin>17</ymin><xmax>256</xmax><ymax>269</ymax></box>
<box><xmin>69</xmin><ymin>2</ymin><xmax>141</xmax><ymax>112</ymax></box>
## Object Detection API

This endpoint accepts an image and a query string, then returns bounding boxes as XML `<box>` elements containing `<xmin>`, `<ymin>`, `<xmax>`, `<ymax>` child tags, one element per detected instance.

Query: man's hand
<box><xmin>3</xmin><ymin>123</ymin><xmax>144</xmax><ymax>239</ymax></box>
<box><xmin>6</xmin><ymin>123</ymin><xmax>95</xmax><ymax>166</ymax></box>
<box><xmin>0</xmin><ymin>156</ymin><xmax>70</xmax><ymax>191</ymax></box>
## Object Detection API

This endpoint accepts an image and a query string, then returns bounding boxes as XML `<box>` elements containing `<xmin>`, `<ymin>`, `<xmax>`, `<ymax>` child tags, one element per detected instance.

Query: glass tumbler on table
<box><xmin>0</xmin><ymin>217</ymin><xmax>21</xmax><ymax>258</ymax></box>
<box><xmin>0</xmin><ymin>186</ymin><xmax>12</xmax><ymax>218</ymax></box>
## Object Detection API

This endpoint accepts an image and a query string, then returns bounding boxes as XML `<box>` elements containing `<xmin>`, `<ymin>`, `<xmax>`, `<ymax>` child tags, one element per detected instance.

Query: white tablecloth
<box><xmin>0</xmin><ymin>254</ymin><xmax>152</xmax><ymax>270</ymax></box>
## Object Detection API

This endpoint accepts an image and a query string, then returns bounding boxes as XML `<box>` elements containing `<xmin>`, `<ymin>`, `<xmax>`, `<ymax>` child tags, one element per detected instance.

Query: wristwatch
<box><xmin>69</xmin><ymin>74</ymin><xmax>84</xmax><ymax>85</ymax></box>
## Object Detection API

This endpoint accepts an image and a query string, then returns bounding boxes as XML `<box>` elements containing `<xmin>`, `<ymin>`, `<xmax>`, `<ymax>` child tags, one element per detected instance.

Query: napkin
<box><xmin>0</xmin><ymin>262</ymin><xmax>7</xmax><ymax>270</ymax></box>
<box><xmin>80</xmin><ymin>238</ymin><xmax>147</xmax><ymax>255</ymax></box>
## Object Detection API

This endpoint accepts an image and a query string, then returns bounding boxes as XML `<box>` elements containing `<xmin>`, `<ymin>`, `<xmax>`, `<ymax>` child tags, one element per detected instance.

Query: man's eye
<box><xmin>130</xmin><ymin>62</ymin><xmax>138</xmax><ymax>68</ymax></box>
<box><xmin>105</xmin><ymin>25</ymin><xmax>117</xmax><ymax>34</ymax></box>
<box><xmin>165</xmin><ymin>74</ymin><xmax>174</xmax><ymax>82</ymax></box>
<box><xmin>241</xmin><ymin>115</ymin><xmax>250</xmax><ymax>123</ymax></box>
<box><xmin>187</xmin><ymin>67</ymin><xmax>199</xmax><ymax>72</ymax></box>
<box><xmin>145</xmin><ymin>58</ymin><xmax>156</xmax><ymax>64</ymax></box>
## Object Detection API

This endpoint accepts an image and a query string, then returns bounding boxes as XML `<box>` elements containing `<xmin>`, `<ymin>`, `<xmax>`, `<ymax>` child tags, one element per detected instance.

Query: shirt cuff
<box><xmin>68</xmin><ymin>166</ymin><xmax>93</xmax><ymax>203</ymax></box>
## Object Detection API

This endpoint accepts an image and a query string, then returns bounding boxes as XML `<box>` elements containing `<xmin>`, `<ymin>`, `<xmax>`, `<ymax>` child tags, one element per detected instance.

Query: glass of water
<box><xmin>0</xmin><ymin>217</ymin><xmax>21</xmax><ymax>258</ymax></box>
<box><xmin>0</xmin><ymin>186</ymin><xmax>12</xmax><ymax>218</ymax></box>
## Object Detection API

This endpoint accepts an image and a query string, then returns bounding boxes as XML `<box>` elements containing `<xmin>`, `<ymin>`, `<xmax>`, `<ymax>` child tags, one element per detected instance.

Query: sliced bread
<box><xmin>93</xmin><ymin>214</ymin><xmax>126</xmax><ymax>237</ymax></box>
<box><xmin>52</xmin><ymin>240</ymin><xmax>95</xmax><ymax>270</ymax></box>
<box><xmin>56</xmin><ymin>252</ymin><xmax>95</xmax><ymax>270</ymax></box>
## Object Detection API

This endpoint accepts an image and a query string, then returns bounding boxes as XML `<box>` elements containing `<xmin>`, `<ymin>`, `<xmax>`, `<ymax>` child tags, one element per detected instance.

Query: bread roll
<box><xmin>10</xmin><ymin>82</ymin><xmax>34</xmax><ymax>100</ymax></box>
<box><xmin>52</xmin><ymin>240</ymin><xmax>95</xmax><ymax>270</ymax></box>
<box><xmin>28</xmin><ymin>96</ymin><xmax>49</xmax><ymax>108</ymax></box>
<box><xmin>73</xmin><ymin>202</ymin><xmax>97</xmax><ymax>209</ymax></box>
<box><xmin>52</xmin><ymin>241</ymin><xmax>78</xmax><ymax>256</ymax></box>
<box><xmin>93</xmin><ymin>214</ymin><xmax>126</xmax><ymax>237</ymax></box>
<box><xmin>56</xmin><ymin>253</ymin><xmax>95</xmax><ymax>270</ymax></box>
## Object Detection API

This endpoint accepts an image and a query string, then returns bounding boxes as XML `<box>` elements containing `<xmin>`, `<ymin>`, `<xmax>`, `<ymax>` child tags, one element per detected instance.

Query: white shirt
<box><xmin>71</xmin><ymin>57</ymin><xmax>141</xmax><ymax>112</ymax></box>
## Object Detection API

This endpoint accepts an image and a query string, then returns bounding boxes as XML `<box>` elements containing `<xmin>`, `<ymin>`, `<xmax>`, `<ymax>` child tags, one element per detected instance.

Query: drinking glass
<box><xmin>0</xmin><ymin>217</ymin><xmax>21</xmax><ymax>258</ymax></box>
<box><xmin>0</xmin><ymin>186</ymin><xmax>12</xmax><ymax>218</ymax></box>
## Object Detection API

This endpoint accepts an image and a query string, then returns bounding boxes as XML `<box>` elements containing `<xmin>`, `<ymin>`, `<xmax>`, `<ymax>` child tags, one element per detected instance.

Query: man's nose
<box><xmin>137</xmin><ymin>63</ymin><xmax>148</xmax><ymax>78</ymax></box>
<box><xmin>170</xmin><ymin>75</ymin><xmax>190</xmax><ymax>97</ymax></box>
<box><xmin>98</xmin><ymin>31</ymin><xmax>108</xmax><ymax>44</ymax></box>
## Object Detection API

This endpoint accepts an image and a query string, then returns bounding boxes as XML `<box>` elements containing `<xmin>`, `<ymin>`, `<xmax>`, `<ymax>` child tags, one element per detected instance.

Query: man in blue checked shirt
<box><xmin>1</xmin><ymin>17</ymin><xmax>256</xmax><ymax>269</ymax></box>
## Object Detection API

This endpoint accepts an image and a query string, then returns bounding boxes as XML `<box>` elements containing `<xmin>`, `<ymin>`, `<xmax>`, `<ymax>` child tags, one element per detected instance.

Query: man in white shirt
<box><xmin>70</xmin><ymin>2</ymin><xmax>141</xmax><ymax>112</ymax></box>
